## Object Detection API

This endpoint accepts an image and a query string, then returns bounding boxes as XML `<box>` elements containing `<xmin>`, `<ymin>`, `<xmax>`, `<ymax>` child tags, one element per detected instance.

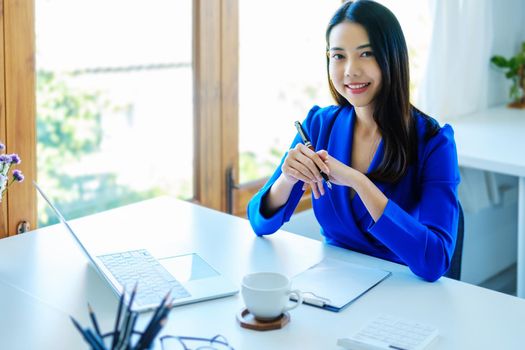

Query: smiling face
<box><xmin>328</xmin><ymin>21</ymin><xmax>382</xmax><ymax>110</ymax></box>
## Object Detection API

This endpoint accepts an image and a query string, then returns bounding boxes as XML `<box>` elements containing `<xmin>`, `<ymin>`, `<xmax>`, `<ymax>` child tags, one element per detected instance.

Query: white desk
<box><xmin>450</xmin><ymin>106</ymin><xmax>525</xmax><ymax>297</ymax></box>
<box><xmin>1</xmin><ymin>197</ymin><xmax>524</xmax><ymax>349</ymax></box>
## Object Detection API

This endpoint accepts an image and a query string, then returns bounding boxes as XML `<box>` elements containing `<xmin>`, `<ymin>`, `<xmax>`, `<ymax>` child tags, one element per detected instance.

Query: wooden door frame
<box><xmin>0</xmin><ymin>0</ymin><xmax>37</xmax><ymax>238</ymax></box>
<box><xmin>193</xmin><ymin>0</ymin><xmax>313</xmax><ymax>217</ymax></box>
<box><xmin>193</xmin><ymin>0</ymin><xmax>239</xmax><ymax>212</ymax></box>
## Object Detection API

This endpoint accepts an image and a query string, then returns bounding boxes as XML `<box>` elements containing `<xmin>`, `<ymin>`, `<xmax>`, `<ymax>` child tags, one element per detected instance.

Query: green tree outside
<box><xmin>37</xmin><ymin>70</ymin><xmax>164</xmax><ymax>226</ymax></box>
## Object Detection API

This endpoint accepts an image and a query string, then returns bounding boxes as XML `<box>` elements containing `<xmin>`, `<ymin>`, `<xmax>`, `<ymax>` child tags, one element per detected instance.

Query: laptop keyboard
<box><xmin>98</xmin><ymin>249</ymin><xmax>191</xmax><ymax>307</ymax></box>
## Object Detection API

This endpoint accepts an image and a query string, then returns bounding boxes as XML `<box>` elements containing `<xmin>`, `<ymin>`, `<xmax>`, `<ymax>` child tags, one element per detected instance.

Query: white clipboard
<box><xmin>291</xmin><ymin>258</ymin><xmax>391</xmax><ymax>312</ymax></box>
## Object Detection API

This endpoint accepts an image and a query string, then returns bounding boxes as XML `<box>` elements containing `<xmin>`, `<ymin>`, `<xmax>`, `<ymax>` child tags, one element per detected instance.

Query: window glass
<box><xmin>238</xmin><ymin>1</ymin><xmax>340</xmax><ymax>183</ymax></box>
<box><xmin>36</xmin><ymin>0</ymin><xmax>193</xmax><ymax>226</ymax></box>
<box><xmin>376</xmin><ymin>0</ymin><xmax>432</xmax><ymax>102</ymax></box>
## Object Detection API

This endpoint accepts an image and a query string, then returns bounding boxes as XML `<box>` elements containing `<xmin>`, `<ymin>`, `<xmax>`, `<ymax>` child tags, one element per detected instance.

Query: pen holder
<box><xmin>71</xmin><ymin>287</ymin><xmax>174</xmax><ymax>350</ymax></box>
<box><xmin>100</xmin><ymin>330</ymin><xmax>147</xmax><ymax>350</ymax></box>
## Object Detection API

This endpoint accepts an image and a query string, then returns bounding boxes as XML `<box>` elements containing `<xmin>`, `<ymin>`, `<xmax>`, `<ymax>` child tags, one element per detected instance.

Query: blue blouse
<box><xmin>247</xmin><ymin>105</ymin><xmax>461</xmax><ymax>282</ymax></box>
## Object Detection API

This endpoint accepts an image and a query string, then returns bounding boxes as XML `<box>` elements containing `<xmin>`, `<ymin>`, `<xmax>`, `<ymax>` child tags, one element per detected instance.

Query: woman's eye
<box><xmin>361</xmin><ymin>51</ymin><xmax>374</xmax><ymax>58</ymax></box>
<box><xmin>331</xmin><ymin>53</ymin><xmax>344</xmax><ymax>60</ymax></box>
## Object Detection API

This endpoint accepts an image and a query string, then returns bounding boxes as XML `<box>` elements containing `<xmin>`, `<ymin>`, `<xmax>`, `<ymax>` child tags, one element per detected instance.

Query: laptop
<box><xmin>34</xmin><ymin>182</ymin><xmax>238</xmax><ymax>312</ymax></box>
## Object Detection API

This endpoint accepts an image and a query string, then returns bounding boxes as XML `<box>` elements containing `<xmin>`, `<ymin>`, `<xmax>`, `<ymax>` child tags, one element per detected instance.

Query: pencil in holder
<box><xmin>71</xmin><ymin>284</ymin><xmax>174</xmax><ymax>350</ymax></box>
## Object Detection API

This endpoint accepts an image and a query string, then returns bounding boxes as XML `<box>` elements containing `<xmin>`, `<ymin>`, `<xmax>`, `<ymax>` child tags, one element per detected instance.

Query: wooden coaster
<box><xmin>236</xmin><ymin>308</ymin><xmax>290</xmax><ymax>331</ymax></box>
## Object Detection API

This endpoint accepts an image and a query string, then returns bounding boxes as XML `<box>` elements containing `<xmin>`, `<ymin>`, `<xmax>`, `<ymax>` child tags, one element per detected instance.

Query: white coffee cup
<box><xmin>241</xmin><ymin>272</ymin><xmax>303</xmax><ymax>321</ymax></box>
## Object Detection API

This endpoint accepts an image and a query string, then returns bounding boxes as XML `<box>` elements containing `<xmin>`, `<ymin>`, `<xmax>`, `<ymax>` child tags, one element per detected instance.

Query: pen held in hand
<box><xmin>294</xmin><ymin>121</ymin><xmax>332</xmax><ymax>190</ymax></box>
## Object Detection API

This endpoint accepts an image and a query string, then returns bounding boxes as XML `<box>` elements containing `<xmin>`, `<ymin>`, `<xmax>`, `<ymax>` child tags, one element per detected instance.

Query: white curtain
<box><xmin>418</xmin><ymin>0</ymin><xmax>491</xmax><ymax>120</ymax></box>
<box><xmin>418</xmin><ymin>0</ymin><xmax>525</xmax><ymax>120</ymax></box>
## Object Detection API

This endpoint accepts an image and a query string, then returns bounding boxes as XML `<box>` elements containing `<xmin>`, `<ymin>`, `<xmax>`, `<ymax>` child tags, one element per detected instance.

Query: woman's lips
<box><xmin>345</xmin><ymin>82</ymin><xmax>371</xmax><ymax>94</ymax></box>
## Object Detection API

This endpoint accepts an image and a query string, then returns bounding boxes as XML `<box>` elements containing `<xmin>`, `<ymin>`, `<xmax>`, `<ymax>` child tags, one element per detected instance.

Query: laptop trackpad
<box><xmin>158</xmin><ymin>253</ymin><xmax>219</xmax><ymax>282</ymax></box>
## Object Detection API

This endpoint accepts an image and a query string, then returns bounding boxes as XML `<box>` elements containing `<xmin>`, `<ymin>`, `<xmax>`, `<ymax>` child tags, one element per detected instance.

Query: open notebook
<box><xmin>291</xmin><ymin>258</ymin><xmax>391</xmax><ymax>312</ymax></box>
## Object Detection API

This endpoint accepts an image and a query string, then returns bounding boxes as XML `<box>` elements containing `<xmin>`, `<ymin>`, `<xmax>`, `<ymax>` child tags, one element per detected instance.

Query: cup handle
<box><xmin>284</xmin><ymin>289</ymin><xmax>303</xmax><ymax>312</ymax></box>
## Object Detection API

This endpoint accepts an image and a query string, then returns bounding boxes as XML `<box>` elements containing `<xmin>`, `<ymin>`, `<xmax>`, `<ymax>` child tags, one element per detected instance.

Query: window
<box><xmin>238</xmin><ymin>1</ymin><xmax>340</xmax><ymax>184</ymax></box>
<box><xmin>35</xmin><ymin>0</ymin><xmax>193</xmax><ymax>226</ymax></box>
<box><xmin>376</xmin><ymin>0</ymin><xmax>432</xmax><ymax>103</ymax></box>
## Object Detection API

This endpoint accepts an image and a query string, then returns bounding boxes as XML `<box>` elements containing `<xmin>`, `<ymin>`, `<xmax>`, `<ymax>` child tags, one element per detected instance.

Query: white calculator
<box><xmin>337</xmin><ymin>314</ymin><xmax>438</xmax><ymax>350</ymax></box>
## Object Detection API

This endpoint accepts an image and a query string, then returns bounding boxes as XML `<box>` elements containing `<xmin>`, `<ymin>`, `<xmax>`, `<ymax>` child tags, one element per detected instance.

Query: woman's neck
<box><xmin>354</xmin><ymin>105</ymin><xmax>378</xmax><ymax>136</ymax></box>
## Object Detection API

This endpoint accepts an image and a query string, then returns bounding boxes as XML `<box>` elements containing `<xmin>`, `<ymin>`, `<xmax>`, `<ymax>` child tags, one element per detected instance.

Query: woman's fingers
<box><xmin>284</xmin><ymin>147</ymin><xmax>319</xmax><ymax>183</ymax></box>
<box><xmin>282</xmin><ymin>145</ymin><xmax>332</xmax><ymax>191</ymax></box>
<box><xmin>294</xmin><ymin>152</ymin><xmax>323</xmax><ymax>182</ymax></box>
<box><xmin>310</xmin><ymin>182</ymin><xmax>321</xmax><ymax>199</ymax></box>
<box><xmin>298</xmin><ymin>144</ymin><xmax>330</xmax><ymax>174</ymax></box>
<box><xmin>282</xmin><ymin>163</ymin><xmax>312</xmax><ymax>184</ymax></box>
<box><xmin>310</xmin><ymin>181</ymin><xmax>326</xmax><ymax>199</ymax></box>
<box><xmin>294</xmin><ymin>144</ymin><xmax>330</xmax><ymax>180</ymax></box>
<box><xmin>301</xmin><ymin>180</ymin><xmax>326</xmax><ymax>199</ymax></box>
<box><xmin>317</xmin><ymin>180</ymin><xmax>325</xmax><ymax>196</ymax></box>
<box><xmin>317</xmin><ymin>149</ymin><xmax>329</xmax><ymax>161</ymax></box>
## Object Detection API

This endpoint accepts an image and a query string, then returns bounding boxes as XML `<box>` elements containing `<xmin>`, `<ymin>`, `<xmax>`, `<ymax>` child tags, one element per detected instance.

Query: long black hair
<box><xmin>326</xmin><ymin>0</ymin><xmax>439</xmax><ymax>183</ymax></box>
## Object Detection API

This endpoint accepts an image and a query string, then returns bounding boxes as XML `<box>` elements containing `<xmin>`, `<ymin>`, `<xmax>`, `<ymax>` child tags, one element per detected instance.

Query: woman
<box><xmin>247</xmin><ymin>0</ymin><xmax>460</xmax><ymax>282</ymax></box>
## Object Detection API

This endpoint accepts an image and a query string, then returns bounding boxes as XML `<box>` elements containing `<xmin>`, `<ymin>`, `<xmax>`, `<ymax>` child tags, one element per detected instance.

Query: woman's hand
<box><xmin>303</xmin><ymin>150</ymin><xmax>387</xmax><ymax>221</ymax></box>
<box><xmin>317</xmin><ymin>150</ymin><xmax>357</xmax><ymax>187</ymax></box>
<box><xmin>281</xmin><ymin>143</ymin><xmax>330</xmax><ymax>199</ymax></box>
<box><xmin>301</xmin><ymin>150</ymin><xmax>358</xmax><ymax>192</ymax></box>
<box><xmin>318</xmin><ymin>150</ymin><xmax>387</xmax><ymax>221</ymax></box>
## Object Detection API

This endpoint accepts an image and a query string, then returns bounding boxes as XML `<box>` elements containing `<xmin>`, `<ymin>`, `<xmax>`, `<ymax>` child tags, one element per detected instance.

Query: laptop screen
<box><xmin>33</xmin><ymin>181</ymin><xmax>98</xmax><ymax>267</ymax></box>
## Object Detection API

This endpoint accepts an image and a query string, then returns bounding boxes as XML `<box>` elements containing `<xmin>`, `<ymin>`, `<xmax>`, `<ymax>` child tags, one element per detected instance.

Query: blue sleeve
<box><xmin>368</xmin><ymin>125</ymin><xmax>460</xmax><ymax>282</ymax></box>
<box><xmin>246</xmin><ymin>106</ymin><xmax>322</xmax><ymax>236</ymax></box>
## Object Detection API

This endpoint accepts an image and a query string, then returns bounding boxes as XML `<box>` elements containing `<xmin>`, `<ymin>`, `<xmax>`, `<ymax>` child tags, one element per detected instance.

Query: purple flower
<box><xmin>0</xmin><ymin>154</ymin><xmax>9</xmax><ymax>163</ymax></box>
<box><xmin>9</xmin><ymin>154</ymin><xmax>21</xmax><ymax>165</ymax></box>
<box><xmin>13</xmin><ymin>169</ymin><xmax>24</xmax><ymax>182</ymax></box>
<box><xmin>0</xmin><ymin>143</ymin><xmax>4</xmax><ymax>150</ymax></box>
